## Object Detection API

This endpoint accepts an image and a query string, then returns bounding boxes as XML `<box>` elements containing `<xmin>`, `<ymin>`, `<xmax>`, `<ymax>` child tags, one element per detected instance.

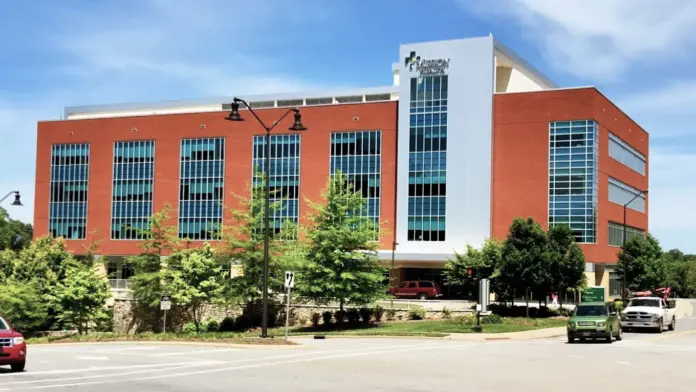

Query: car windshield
<box><xmin>629</xmin><ymin>299</ymin><xmax>660</xmax><ymax>307</ymax></box>
<box><xmin>574</xmin><ymin>305</ymin><xmax>607</xmax><ymax>317</ymax></box>
<box><xmin>0</xmin><ymin>317</ymin><xmax>8</xmax><ymax>330</ymax></box>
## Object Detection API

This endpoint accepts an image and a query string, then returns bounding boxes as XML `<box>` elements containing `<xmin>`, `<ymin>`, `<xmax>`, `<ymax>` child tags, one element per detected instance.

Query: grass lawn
<box><xmin>259</xmin><ymin>317</ymin><xmax>568</xmax><ymax>338</ymax></box>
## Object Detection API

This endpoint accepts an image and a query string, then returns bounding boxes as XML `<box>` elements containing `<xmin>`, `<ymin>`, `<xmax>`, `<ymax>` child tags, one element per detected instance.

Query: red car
<box><xmin>0</xmin><ymin>314</ymin><xmax>26</xmax><ymax>372</ymax></box>
<box><xmin>390</xmin><ymin>280</ymin><xmax>443</xmax><ymax>300</ymax></box>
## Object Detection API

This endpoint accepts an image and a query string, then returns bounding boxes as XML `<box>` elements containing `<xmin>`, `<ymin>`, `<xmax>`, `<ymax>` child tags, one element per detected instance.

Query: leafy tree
<box><xmin>444</xmin><ymin>239</ymin><xmax>502</xmax><ymax>298</ymax></box>
<box><xmin>547</xmin><ymin>224</ymin><xmax>587</xmax><ymax>303</ymax></box>
<box><xmin>219</xmin><ymin>177</ymin><xmax>304</xmax><ymax>307</ymax></box>
<box><xmin>53</xmin><ymin>260</ymin><xmax>110</xmax><ymax>334</ymax></box>
<box><xmin>166</xmin><ymin>244</ymin><xmax>227</xmax><ymax>332</ymax></box>
<box><xmin>616</xmin><ymin>234</ymin><xmax>665</xmax><ymax>292</ymax></box>
<box><xmin>297</xmin><ymin>172</ymin><xmax>386</xmax><ymax>319</ymax></box>
<box><xmin>0</xmin><ymin>207</ymin><xmax>33</xmax><ymax>251</ymax></box>
<box><xmin>661</xmin><ymin>249</ymin><xmax>696</xmax><ymax>297</ymax></box>
<box><xmin>497</xmin><ymin>218</ymin><xmax>551</xmax><ymax>304</ymax></box>
<box><xmin>0</xmin><ymin>280</ymin><xmax>48</xmax><ymax>334</ymax></box>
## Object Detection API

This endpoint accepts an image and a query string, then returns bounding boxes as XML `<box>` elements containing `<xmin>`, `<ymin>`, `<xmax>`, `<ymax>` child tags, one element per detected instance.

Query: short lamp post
<box><xmin>0</xmin><ymin>191</ymin><xmax>22</xmax><ymax>206</ymax></box>
<box><xmin>225</xmin><ymin>99</ymin><xmax>307</xmax><ymax>338</ymax></box>
<box><xmin>622</xmin><ymin>189</ymin><xmax>648</xmax><ymax>302</ymax></box>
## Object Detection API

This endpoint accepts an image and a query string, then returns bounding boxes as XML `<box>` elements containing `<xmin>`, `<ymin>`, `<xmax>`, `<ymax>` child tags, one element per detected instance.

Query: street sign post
<box><xmin>160</xmin><ymin>295</ymin><xmax>171</xmax><ymax>333</ymax></box>
<box><xmin>284</xmin><ymin>271</ymin><xmax>295</xmax><ymax>341</ymax></box>
<box><xmin>473</xmin><ymin>279</ymin><xmax>491</xmax><ymax>333</ymax></box>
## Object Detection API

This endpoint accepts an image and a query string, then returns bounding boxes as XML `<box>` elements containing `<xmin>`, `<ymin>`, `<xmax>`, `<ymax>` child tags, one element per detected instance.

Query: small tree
<box><xmin>298</xmin><ymin>172</ymin><xmax>386</xmax><ymax>320</ymax></box>
<box><xmin>0</xmin><ymin>207</ymin><xmax>33</xmax><ymax>251</ymax></box>
<box><xmin>547</xmin><ymin>224</ymin><xmax>587</xmax><ymax>304</ymax></box>
<box><xmin>167</xmin><ymin>244</ymin><xmax>227</xmax><ymax>333</ymax></box>
<box><xmin>53</xmin><ymin>261</ymin><xmax>110</xmax><ymax>334</ymax></box>
<box><xmin>662</xmin><ymin>249</ymin><xmax>696</xmax><ymax>297</ymax></box>
<box><xmin>0</xmin><ymin>280</ymin><xmax>48</xmax><ymax>334</ymax></box>
<box><xmin>616</xmin><ymin>234</ymin><xmax>665</xmax><ymax>293</ymax></box>
<box><xmin>444</xmin><ymin>239</ymin><xmax>502</xmax><ymax>298</ymax></box>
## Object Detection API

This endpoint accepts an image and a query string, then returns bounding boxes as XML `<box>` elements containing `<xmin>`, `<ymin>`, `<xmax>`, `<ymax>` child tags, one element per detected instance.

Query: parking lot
<box><xmin>2</xmin><ymin>318</ymin><xmax>696</xmax><ymax>391</ymax></box>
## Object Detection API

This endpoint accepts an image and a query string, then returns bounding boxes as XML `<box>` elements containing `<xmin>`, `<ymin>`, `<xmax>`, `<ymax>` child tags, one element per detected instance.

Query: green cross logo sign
<box><xmin>405</xmin><ymin>51</ymin><xmax>421</xmax><ymax>72</ymax></box>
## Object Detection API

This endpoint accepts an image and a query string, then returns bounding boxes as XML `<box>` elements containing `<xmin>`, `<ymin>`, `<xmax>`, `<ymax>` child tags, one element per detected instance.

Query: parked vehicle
<box><xmin>567</xmin><ymin>302</ymin><xmax>622</xmax><ymax>343</ymax></box>
<box><xmin>0</xmin><ymin>313</ymin><xmax>27</xmax><ymax>372</ymax></box>
<box><xmin>389</xmin><ymin>280</ymin><xmax>443</xmax><ymax>300</ymax></box>
<box><xmin>621</xmin><ymin>296</ymin><xmax>676</xmax><ymax>333</ymax></box>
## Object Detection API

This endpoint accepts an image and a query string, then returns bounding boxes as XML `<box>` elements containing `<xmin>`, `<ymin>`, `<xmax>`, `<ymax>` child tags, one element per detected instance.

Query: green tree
<box><xmin>444</xmin><ymin>239</ymin><xmax>502</xmax><ymax>298</ymax></box>
<box><xmin>166</xmin><ymin>244</ymin><xmax>227</xmax><ymax>332</ymax></box>
<box><xmin>298</xmin><ymin>172</ymin><xmax>386</xmax><ymax>318</ymax></box>
<box><xmin>498</xmin><ymin>218</ymin><xmax>552</xmax><ymax>304</ymax></box>
<box><xmin>0</xmin><ymin>207</ymin><xmax>33</xmax><ymax>251</ymax></box>
<box><xmin>547</xmin><ymin>224</ymin><xmax>587</xmax><ymax>303</ymax></box>
<box><xmin>53</xmin><ymin>260</ymin><xmax>110</xmax><ymax>334</ymax></box>
<box><xmin>0</xmin><ymin>280</ymin><xmax>48</xmax><ymax>334</ymax></box>
<box><xmin>661</xmin><ymin>249</ymin><xmax>696</xmax><ymax>297</ymax></box>
<box><xmin>219</xmin><ymin>179</ymin><xmax>303</xmax><ymax>306</ymax></box>
<box><xmin>616</xmin><ymin>234</ymin><xmax>665</xmax><ymax>292</ymax></box>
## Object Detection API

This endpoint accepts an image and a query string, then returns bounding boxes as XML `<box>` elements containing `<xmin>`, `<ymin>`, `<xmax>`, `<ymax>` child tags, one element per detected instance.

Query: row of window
<box><xmin>608</xmin><ymin>178</ymin><xmax>646</xmax><ymax>213</ymax></box>
<box><xmin>608</xmin><ymin>221</ymin><xmax>645</xmax><ymax>247</ymax></box>
<box><xmin>609</xmin><ymin>133</ymin><xmax>646</xmax><ymax>175</ymax></box>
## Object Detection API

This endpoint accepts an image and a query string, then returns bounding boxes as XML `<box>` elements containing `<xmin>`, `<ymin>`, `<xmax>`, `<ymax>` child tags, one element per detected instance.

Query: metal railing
<box><xmin>109</xmin><ymin>279</ymin><xmax>131</xmax><ymax>291</ymax></box>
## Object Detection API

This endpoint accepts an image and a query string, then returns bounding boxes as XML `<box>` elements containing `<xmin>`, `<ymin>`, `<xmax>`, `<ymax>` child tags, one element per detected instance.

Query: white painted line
<box><xmin>0</xmin><ymin>361</ymin><xmax>203</xmax><ymax>377</ymax></box>
<box><xmin>4</xmin><ymin>362</ymin><xmax>219</xmax><ymax>385</ymax></box>
<box><xmin>95</xmin><ymin>346</ymin><xmax>159</xmax><ymax>352</ymax></box>
<box><xmin>74</xmin><ymin>356</ymin><xmax>109</xmax><ymax>361</ymax></box>
<box><xmin>150</xmin><ymin>348</ymin><xmax>241</xmax><ymax>357</ymax></box>
<box><xmin>18</xmin><ymin>343</ymin><xmax>462</xmax><ymax>390</ymax></box>
<box><xmin>570</xmin><ymin>355</ymin><xmax>585</xmax><ymax>359</ymax></box>
<box><xmin>617</xmin><ymin>361</ymin><xmax>631</xmax><ymax>365</ymax></box>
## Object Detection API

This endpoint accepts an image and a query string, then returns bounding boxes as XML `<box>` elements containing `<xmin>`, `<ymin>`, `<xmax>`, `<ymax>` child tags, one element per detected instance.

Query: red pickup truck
<box><xmin>0</xmin><ymin>313</ymin><xmax>26</xmax><ymax>372</ymax></box>
<box><xmin>390</xmin><ymin>280</ymin><xmax>443</xmax><ymax>300</ymax></box>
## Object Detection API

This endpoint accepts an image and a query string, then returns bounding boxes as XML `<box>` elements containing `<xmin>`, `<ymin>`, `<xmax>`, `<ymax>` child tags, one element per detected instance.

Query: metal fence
<box><xmin>109</xmin><ymin>279</ymin><xmax>130</xmax><ymax>290</ymax></box>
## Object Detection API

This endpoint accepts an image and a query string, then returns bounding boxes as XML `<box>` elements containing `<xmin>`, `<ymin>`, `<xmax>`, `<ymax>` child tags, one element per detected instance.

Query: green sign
<box><xmin>581</xmin><ymin>287</ymin><xmax>605</xmax><ymax>303</ymax></box>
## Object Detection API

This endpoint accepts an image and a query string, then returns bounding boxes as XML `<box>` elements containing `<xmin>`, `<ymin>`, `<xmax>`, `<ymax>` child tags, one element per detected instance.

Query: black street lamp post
<box><xmin>622</xmin><ymin>189</ymin><xmax>648</xmax><ymax>302</ymax></box>
<box><xmin>225</xmin><ymin>98</ymin><xmax>306</xmax><ymax>338</ymax></box>
<box><xmin>0</xmin><ymin>191</ymin><xmax>22</xmax><ymax>206</ymax></box>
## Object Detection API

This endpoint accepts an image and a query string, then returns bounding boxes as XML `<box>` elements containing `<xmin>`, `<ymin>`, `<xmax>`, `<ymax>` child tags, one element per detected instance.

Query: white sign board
<box><xmin>160</xmin><ymin>295</ymin><xmax>171</xmax><ymax>311</ymax></box>
<box><xmin>284</xmin><ymin>271</ymin><xmax>295</xmax><ymax>289</ymax></box>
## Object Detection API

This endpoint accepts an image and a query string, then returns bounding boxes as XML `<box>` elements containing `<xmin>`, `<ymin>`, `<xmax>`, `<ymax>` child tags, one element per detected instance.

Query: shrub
<box><xmin>614</xmin><ymin>301</ymin><xmax>624</xmax><ymax>313</ymax></box>
<box><xmin>182</xmin><ymin>322</ymin><xmax>197</xmax><ymax>333</ymax></box>
<box><xmin>206</xmin><ymin>320</ymin><xmax>220</xmax><ymax>332</ymax></box>
<box><xmin>346</xmin><ymin>308</ymin><xmax>360</xmax><ymax>324</ymax></box>
<box><xmin>322</xmin><ymin>311</ymin><xmax>333</xmax><ymax>325</ymax></box>
<box><xmin>374</xmin><ymin>306</ymin><xmax>385</xmax><ymax>323</ymax></box>
<box><xmin>386</xmin><ymin>309</ymin><xmax>396</xmax><ymax>321</ymax></box>
<box><xmin>359</xmin><ymin>308</ymin><xmax>374</xmax><ymax>324</ymax></box>
<box><xmin>311</xmin><ymin>312</ymin><xmax>321</xmax><ymax>328</ymax></box>
<box><xmin>481</xmin><ymin>314</ymin><xmax>503</xmax><ymax>324</ymax></box>
<box><xmin>441</xmin><ymin>307</ymin><xmax>452</xmax><ymax>319</ymax></box>
<box><xmin>334</xmin><ymin>310</ymin><xmax>344</xmax><ymax>324</ymax></box>
<box><xmin>452</xmin><ymin>315</ymin><xmax>475</xmax><ymax>325</ymax></box>
<box><xmin>219</xmin><ymin>316</ymin><xmax>236</xmax><ymax>332</ymax></box>
<box><xmin>408</xmin><ymin>307</ymin><xmax>426</xmax><ymax>320</ymax></box>
<box><xmin>298</xmin><ymin>316</ymin><xmax>308</xmax><ymax>326</ymax></box>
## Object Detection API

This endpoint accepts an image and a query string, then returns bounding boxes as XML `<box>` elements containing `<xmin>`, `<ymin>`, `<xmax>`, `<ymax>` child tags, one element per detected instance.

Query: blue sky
<box><xmin>1</xmin><ymin>0</ymin><xmax>694</xmax><ymax>252</ymax></box>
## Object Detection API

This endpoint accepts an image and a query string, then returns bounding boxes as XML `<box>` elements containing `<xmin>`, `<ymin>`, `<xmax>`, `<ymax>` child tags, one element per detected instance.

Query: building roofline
<box><xmin>493</xmin><ymin>38</ymin><xmax>559</xmax><ymax>89</ymax></box>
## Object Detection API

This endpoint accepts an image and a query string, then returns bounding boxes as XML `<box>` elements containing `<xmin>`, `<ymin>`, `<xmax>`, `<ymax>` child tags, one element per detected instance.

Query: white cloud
<box><xmin>462</xmin><ymin>0</ymin><xmax>696</xmax><ymax>80</ymax></box>
<box><xmin>618</xmin><ymin>81</ymin><xmax>696</xmax><ymax>117</ymax></box>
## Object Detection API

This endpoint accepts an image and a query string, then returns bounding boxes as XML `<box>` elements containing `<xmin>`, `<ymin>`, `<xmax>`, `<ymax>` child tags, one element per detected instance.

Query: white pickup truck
<box><xmin>620</xmin><ymin>297</ymin><xmax>676</xmax><ymax>333</ymax></box>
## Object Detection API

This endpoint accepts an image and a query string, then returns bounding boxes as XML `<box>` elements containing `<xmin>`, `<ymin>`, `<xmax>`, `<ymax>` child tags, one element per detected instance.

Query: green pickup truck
<box><xmin>567</xmin><ymin>302</ymin><xmax>622</xmax><ymax>343</ymax></box>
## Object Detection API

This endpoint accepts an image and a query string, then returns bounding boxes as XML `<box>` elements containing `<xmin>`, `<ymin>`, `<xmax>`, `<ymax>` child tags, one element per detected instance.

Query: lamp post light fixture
<box><xmin>225</xmin><ymin>98</ymin><xmax>307</xmax><ymax>338</ymax></box>
<box><xmin>0</xmin><ymin>191</ymin><xmax>22</xmax><ymax>206</ymax></box>
<box><xmin>621</xmin><ymin>189</ymin><xmax>648</xmax><ymax>302</ymax></box>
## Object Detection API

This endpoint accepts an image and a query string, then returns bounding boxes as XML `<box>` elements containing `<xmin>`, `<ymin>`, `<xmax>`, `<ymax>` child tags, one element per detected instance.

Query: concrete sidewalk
<box><xmin>445</xmin><ymin>327</ymin><xmax>566</xmax><ymax>341</ymax></box>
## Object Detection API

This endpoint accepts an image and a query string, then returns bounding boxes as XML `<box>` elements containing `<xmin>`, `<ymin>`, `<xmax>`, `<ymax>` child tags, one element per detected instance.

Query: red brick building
<box><xmin>35</xmin><ymin>37</ymin><xmax>648</xmax><ymax>298</ymax></box>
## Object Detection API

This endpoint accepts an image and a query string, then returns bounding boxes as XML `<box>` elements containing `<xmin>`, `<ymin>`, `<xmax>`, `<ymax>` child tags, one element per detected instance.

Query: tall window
<box><xmin>609</xmin><ymin>271</ymin><xmax>622</xmax><ymax>297</ymax></box>
<box><xmin>252</xmin><ymin>134</ymin><xmax>301</xmax><ymax>239</ymax></box>
<box><xmin>608</xmin><ymin>178</ymin><xmax>646</xmax><ymax>213</ymax></box>
<box><xmin>549</xmin><ymin>120</ymin><xmax>598</xmax><ymax>243</ymax></box>
<box><xmin>179</xmin><ymin>138</ymin><xmax>225</xmax><ymax>240</ymax></box>
<box><xmin>330</xmin><ymin>131</ymin><xmax>381</xmax><ymax>239</ymax></box>
<box><xmin>49</xmin><ymin>144</ymin><xmax>90</xmax><ymax>239</ymax></box>
<box><xmin>609</xmin><ymin>133</ymin><xmax>645</xmax><ymax>175</ymax></box>
<box><xmin>111</xmin><ymin>141</ymin><xmax>155</xmax><ymax>239</ymax></box>
<box><xmin>408</xmin><ymin>76</ymin><xmax>448</xmax><ymax>242</ymax></box>
<box><xmin>608</xmin><ymin>221</ymin><xmax>645</xmax><ymax>246</ymax></box>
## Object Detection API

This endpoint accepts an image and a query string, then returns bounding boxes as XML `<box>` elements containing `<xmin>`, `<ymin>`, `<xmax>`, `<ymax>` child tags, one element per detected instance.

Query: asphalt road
<box><xmin>2</xmin><ymin>318</ymin><xmax>696</xmax><ymax>391</ymax></box>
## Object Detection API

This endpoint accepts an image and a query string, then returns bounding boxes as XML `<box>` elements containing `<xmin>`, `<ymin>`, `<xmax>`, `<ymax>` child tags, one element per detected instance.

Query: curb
<box><xmin>27</xmin><ymin>340</ymin><xmax>301</xmax><ymax>349</ymax></box>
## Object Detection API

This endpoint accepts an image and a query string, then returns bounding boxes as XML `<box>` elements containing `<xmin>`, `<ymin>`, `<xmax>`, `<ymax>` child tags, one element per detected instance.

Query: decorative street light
<box><xmin>622</xmin><ymin>189</ymin><xmax>648</xmax><ymax>302</ymax></box>
<box><xmin>225</xmin><ymin>98</ymin><xmax>306</xmax><ymax>338</ymax></box>
<box><xmin>0</xmin><ymin>191</ymin><xmax>22</xmax><ymax>206</ymax></box>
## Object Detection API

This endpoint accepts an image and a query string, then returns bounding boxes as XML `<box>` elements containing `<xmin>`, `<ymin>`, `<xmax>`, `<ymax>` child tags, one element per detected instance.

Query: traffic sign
<box><xmin>284</xmin><ymin>271</ymin><xmax>295</xmax><ymax>289</ymax></box>
<box><xmin>160</xmin><ymin>295</ymin><xmax>172</xmax><ymax>311</ymax></box>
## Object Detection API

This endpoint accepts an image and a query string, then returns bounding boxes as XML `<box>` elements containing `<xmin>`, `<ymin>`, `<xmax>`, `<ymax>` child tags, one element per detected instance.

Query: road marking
<box><xmin>570</xmin><ymin>355</ymin><xmax>585</xmax><ymax>359</ymax></box>
<box><xmin>3</xmin><ymin>362</ymin><xmax>219</xmax><ymax>385</ymax></box>
<box><xmin>74</xmin><ymin>356</ymin><xmax>109</xmax><ymax>361</ymax></box>
<box><xmin>94</xmin><ymin>346</ymin><xmax>159</xmax><ymax>352</ymax></box>
<box><xmin>643</xmin><ymin>329</ymin><xmax>696</xmax><ymax>341</ymax></box>
<box><xmin>149</xmin><ymin>348</ymin><xmax>241</xmax><ymax>357</ymax></box>
<box><xmin>0</xmin><ymin>362</ymin><xmax>204</xmax><ymax>378</ymax></box>
<box><xmin>14</xmin><ymin>343</ymin><xmax>461</xmax><ymax>390</ymax></box>
<box><xmin>617</xmin><ymin>361</ymin><xmax>631</xmax><ymax>365</ymax></box>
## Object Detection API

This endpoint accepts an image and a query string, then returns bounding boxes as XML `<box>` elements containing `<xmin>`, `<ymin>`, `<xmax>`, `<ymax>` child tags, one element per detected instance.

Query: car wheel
<box><xmin>669</xmin><ymin>317</ymin><xmax>676</xmax><ymax>331</ymax></box>
<box><xmin>11</xmin><ymin>361</ymin><xmax>25</xmax><ymax>372</ymax></box>
<box><xmin>656</xmin><ymin>319</ymin><xmax>664</xmax><ymax>333</ymax></box>
<box><xmin>616</xmin><ymin>327</ymin><xmax>623</xmax><ymax>341</ymax></box>
<box><xmin>567</xmin><ymin>336</ymin><xmax>575</xmax><ymax>344</ymax></box>
<box><xmin>606</xmin><ymin>328</ymin><xmax>613</xmax><ymax>344</ymax></box>
<box><xmin>418</xmin><ymin>293</ymin><xmax>428</xmax><ymax>300</ymax></box>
